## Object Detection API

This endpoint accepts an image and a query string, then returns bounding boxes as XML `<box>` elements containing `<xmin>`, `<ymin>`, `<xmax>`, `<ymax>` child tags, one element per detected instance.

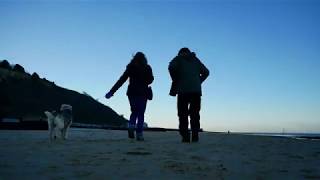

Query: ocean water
<box><xmin>241</xmin><ymin>132</ymin><xmax>320</xmax><ymax>140</ymax></box>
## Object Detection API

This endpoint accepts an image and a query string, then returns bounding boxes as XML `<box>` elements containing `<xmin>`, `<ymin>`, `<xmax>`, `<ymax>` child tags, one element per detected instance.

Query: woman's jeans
<box><xmin>128</xmin><ymin>96</ymin><xmax>147</xmax><ymax>134</ymax></box>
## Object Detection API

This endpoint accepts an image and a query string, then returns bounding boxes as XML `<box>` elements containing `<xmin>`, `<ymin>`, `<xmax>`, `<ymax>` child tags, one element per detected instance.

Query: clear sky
<box><xmin>1</xmin><ymin>0</ymin><xmax>320</xmax><ymax>133</ymax></box>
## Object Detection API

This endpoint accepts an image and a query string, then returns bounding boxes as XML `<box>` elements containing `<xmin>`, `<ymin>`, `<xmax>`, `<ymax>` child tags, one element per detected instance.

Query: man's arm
<box><xmin>168</xmin><ymin>58</ymin><xmax>178</xmax><ymax>81</ymax></box>
<box><xmin>168</xmin><ymin>58</ymin><xmax>179</xmax><ymax>96</ymax></box>
<box><xmin>199</xmin><ymin>62</ymin><xmax>209</xmax><ymax>83</ymax></box>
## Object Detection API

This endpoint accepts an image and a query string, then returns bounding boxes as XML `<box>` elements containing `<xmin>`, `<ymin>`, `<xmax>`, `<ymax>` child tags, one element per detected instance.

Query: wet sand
<box><xmin>0</xmin><ymin>129</ymin><xmax>319</xmax><ymax>180</ymax></box>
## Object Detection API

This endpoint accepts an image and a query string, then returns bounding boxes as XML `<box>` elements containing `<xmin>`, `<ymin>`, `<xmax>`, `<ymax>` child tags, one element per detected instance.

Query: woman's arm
<box><xmin>109</xmin><ymin>67</ymin><xmax>130</xmax><ymax>95</ymax></box>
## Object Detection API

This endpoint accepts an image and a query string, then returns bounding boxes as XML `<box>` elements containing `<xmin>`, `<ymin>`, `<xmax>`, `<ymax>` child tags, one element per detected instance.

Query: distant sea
<box><xmin>241</xmin><ymin>132</ymin><xmax>320</xmax><ymax>140</ymax></box>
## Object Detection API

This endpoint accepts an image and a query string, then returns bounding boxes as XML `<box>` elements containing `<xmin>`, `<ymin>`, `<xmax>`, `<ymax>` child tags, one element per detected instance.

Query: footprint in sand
<box><xmin>288</xmin><ymin>154</ymin><xmax>304</xmax><ymax>159</ymax></box>
<box><xmin>162</xmin><ymin>160</ymin><xmax>188</xmax><ymax>174</ymax></box>
<box><xmin>312</xmin><ymin>151</ymin><xmax>320</xmax><ymax>158</ymax></box>
<box><xmin>217</xmin><ymin>163</ymin><xmax>228</xmax><ymax>171</ymax></box>
<box><xmin>303</xmin><ymin>174</ymin><xmax>320</xmax><ymax>179</ymax></box>
<box><xmin>75</xmin><ymin>170</ymin><xmax>93</xmax><ymax>178</ymax></box>
<box><xmin>190</xmin><ymin>155</ymin><xmax>206</xmax><ymax>161</ymax></box>
<box><xmin>278</xmin><ymin>169</ymin><xmax>288</xmax><ymax>173</ymax></box>
<box><xmin>0</xmin><ymin>163</ymin><xmax>11</xmax><ymax>168</ymax></box>
<box><xmin>125</xmin><ymin>151</ymin><xmax>152</xmax><ymax>155</ymax></box>
<box><xmin>162</xmin><ymin>160</ymin><xmax>212</xmax><ymax>174</ymax></box>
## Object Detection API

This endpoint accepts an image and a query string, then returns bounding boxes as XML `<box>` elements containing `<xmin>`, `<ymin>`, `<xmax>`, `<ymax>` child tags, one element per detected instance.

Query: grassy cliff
<box><xmin>0</xmin><ymin>60</ymin><xmax>127</xmax><ymax>126</ymax></box>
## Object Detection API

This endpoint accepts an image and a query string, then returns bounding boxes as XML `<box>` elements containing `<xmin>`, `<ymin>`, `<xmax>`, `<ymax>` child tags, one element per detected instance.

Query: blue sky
<box><xmin>1</xmin><ymin>0</ymin><xmax>319</xmax><ymax>133</ymax></box>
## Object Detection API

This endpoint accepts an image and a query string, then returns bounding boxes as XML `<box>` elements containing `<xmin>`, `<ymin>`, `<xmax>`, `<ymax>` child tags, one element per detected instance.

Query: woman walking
<box><xmin>105</xmin><ymin>52</ymin><xmax>154</xmax><ymax>141</ymax></box>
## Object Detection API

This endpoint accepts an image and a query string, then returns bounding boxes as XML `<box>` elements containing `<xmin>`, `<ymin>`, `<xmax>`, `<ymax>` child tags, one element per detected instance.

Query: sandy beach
<box><xmin>0</xmin><ymin>129</ymin><xmax>319</xmax><ymax>180</ymax></box>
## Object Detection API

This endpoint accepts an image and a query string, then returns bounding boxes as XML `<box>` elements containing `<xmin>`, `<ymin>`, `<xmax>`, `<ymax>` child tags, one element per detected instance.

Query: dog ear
<box><xmin>44</xmin><ymin>111</ymin><xmax>53</xmax><ymax>118</ymax></box>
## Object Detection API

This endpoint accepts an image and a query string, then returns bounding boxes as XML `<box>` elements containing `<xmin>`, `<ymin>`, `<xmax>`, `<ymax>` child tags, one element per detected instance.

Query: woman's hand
<box><xmin>105</xmin><ymin>91</ymin><xmax>113</xmax><ymax>99</ymax></box>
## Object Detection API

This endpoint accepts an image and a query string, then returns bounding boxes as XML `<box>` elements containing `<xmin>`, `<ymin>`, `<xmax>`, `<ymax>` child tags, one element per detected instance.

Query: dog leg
<box><xmin>49</xmin><ymin>128</ymin><xmax>54</xmax><ymax>142</ymax></box>
<box><xmin>54</xmin><ymin>128</ymin><xmax>58</xmax><ymax>140</ymax></box>
<box><xmin>64</xmin><ymin>127</ymin><xmax>70</xmax><ymax>139</ymax></box>
<box><xmin>61</xmin><ymin>129</ymin><xmax>65</xmax><ymax>140</ymax></box>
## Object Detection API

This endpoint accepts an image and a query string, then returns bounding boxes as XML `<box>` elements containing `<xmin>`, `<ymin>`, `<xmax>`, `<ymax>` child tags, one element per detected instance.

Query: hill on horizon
<box><xmin>0</xmin><ymin>60</ymin><xmax>127</xmax><ymax>127</ymax></box>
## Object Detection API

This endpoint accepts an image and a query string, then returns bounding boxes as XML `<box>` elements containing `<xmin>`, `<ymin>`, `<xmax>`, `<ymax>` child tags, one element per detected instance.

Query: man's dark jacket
<box><xmin>169</xmin><ymin>53</ymin><xmax>209</xmax><ymax>96</ymax></box>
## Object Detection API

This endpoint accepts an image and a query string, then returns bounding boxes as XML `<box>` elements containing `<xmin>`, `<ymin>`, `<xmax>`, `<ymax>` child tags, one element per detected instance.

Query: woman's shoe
<box><xmin>128</xmin><ymin>128</ymin><xmax>135</xmax><ymax>139</ymax></box>
<box><xmin>136</xmin><ymin>133</ymin><xmax>144</xmax><ymax>141</ymax></box>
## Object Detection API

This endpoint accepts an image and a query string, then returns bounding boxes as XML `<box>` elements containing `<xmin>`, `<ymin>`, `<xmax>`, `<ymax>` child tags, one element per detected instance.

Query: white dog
<box><xmin>44</xmin><ymin>104</ymin><xmax>73</xmax><ymax>141</ymax></box>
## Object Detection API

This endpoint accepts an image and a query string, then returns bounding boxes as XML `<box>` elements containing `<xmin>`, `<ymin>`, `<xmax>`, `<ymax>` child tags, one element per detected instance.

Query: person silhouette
<box><xmin>105</xmin><ymin>52</ymin><xmax>154</xmax><ymax>141</ymax></box>
<box><xmin>169</xmin><ymin>48</ymin><xmax>209</xmax><ymax>142</ymax></box>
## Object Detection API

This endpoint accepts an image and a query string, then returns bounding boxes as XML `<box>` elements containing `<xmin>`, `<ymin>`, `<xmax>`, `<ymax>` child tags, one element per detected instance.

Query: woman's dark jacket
<box><xmin>110</xmin><ymin>63</ymin><xmax>154</xmax><ymax>97</ymax></box>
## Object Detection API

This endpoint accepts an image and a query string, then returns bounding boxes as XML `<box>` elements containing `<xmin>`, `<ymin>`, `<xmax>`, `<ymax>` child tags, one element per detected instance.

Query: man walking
<box><xmin>169</xmin><ymin>47</ymin><xmax>209</xmax><ymax>142</ymax></box>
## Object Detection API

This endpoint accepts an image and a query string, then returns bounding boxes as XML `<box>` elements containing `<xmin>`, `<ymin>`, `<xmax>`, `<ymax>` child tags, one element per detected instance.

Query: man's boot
<box><xmin>192</xmin><ymin>131</ymin><xmax>199</xmax><ymax>142</ymax></box>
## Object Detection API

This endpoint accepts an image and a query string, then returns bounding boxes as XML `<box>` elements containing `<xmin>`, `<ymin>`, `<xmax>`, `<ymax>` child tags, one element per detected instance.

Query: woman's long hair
<box><xmin>129</xmin><ymin>52</ymin><xmax>148</xmax><ymax>67</ymax></box>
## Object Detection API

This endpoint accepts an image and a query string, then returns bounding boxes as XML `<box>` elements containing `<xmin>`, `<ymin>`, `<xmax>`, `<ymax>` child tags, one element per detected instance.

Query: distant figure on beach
<box><xmin>105</xmin><ymin>52</ymin><xmax>154</xmax><ymax>141</ymax></box>
<box><xmin>169</xmin><ymin>48</ymin><xmax>209</xmax><ymax>142</ymax></box>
